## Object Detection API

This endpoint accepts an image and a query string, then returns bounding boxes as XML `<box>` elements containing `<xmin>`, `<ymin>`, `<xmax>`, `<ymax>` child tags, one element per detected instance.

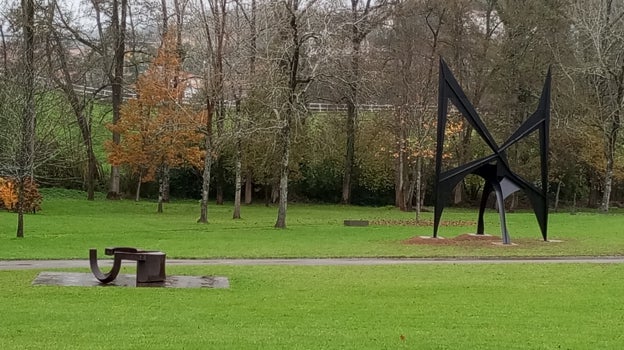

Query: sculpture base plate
<box><xmin>344</xmin><ymin>220</ymin><xmax>369</xmax><ymax>227</ymax></box>
<box><xmin>491</xmin><ymin>242</ymin><xmax>518</xmax><ymax>246</ymax></box>
<box><xmin>32</xmin><ymin>272</ymin><xmax>229</xmax><ymax>289</ymax></box>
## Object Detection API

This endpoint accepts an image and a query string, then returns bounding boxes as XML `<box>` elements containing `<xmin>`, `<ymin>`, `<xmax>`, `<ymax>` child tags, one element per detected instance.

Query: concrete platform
<box><xmin>32</xmin><ymin>272</ymin><xmax>229</xmax><ymax>289</ymax></box>
<box><xmin>343</xmin><ymin>220</ymin><xmax>369</xmax><ymax>226</ymax></box>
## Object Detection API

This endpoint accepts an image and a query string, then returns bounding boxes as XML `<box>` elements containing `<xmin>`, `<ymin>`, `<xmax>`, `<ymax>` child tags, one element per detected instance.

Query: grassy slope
<box><xmin>1</xmin><ymin>188</ymin><xmax>624</xmax><ymax>259</ymax></box>
<box><xmin>1</xmin><ymin>264</ymin><xmax>623</xmax><ymax>349</ymax></box>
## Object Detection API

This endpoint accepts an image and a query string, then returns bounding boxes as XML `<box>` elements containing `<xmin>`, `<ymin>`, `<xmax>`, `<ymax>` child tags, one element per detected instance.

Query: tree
<box><xmin>14</xmin><ymin>0</ymin><xmax>36</xmax><ymax>238</ymax></box>
<box><xmin>0</xmin><ymin>176</ymin><xmax>41</xmax><ymax>212</ymax></box>
<box><xmin>567</xmin><ymin>0</ymin><xmax>624</xmax><ymax>211</ymax></box>
<box><xmin>54</xmin><ymin>0</ymin><xmax>129</xmax><ymax>200</ymax></box>
<box><xmin>381</xmin><ymin>0</ymin><xmax>443</xmax><ymax>212</ymax></box>
<box><xmin>334</xmin><ymin>0</ymin><xmax>395</xmax><ymax>205</ymax></box>
<box><xmin>230</xmin><ymin>0</ymin><xmax>256</xmax><ymax>219</ymax></box>
<box><xmin>273</xmin><ymin>0</ymin><xmax>321</xmax><ymax>228</ymax></box>
<box><xmin>106</xmin><ymin>29</ymin><xmax>203</xmax><ymax>212</ymax></box>
<box><xmin>44</xmin><ymin>0</ymin><xmax>100</xmax><ymax>200</ymax></box>
<box><xmin>193</xmin><ymin>0</ymin><xmax>228</xmax><ymax>223</ymax></box>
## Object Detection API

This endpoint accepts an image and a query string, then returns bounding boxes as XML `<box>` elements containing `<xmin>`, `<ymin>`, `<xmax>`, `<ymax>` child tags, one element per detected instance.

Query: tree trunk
<box><xmin>275</xmin><ymin>124</ymin><xmax>290</xmax><ymax>228</ymax></box>
<box><xmin>341</xmin><ymin>32</ymin><xmax>361</xmax><ymax>204</ymax></box>
<box><xmin>453</xmin><ymin>182</ymin><xmax>463</xmax><ymax>205</ymax></box>
<box><xmin>17</xmin><ymin>184</ymin><xmax>25</xmax><ymax>238</ymax></box>
<box><xmin>233</xmin><ymin>106</ymin><xmax>242</xmax><ymax>219</ymax></box>
<box><xmin>601</xmin><ymin>159</ymin><xmax>614</xmax><ymax>212</ymax></box>
<box><xmin>244</xmin><ymin>0</ymin><xmax>256</xmax><ymax>208</ymax></box>
<box><xmin>162</xmin><ymin>164</ymin><xmax>170</xmax><ymax>202</ymax></box>
<box><xmin>233</xmin><ymin>156</ymin><xmax>242</xmax><ymax>219</ymax></box>
<box><xmin>554</xmin><ymin>180</ymin><xmax>562</xmax><ymax>212</ymax></box>
<box><xmin>415</xmin><ymin>156</ymin><xmax>423</xmax><ymax>222</ymax></box>
<box><xmin>274</xmin><ymin>0</ymin><xmax>308</xmax><ymax>228</ymax></box>
<box><xmin>85</xmin><ymin>144</ymin><xmax>97</xmax><ymax>200</ymax></box>
<box><xmin>157</xmin><ymin>165</ymin><xmax>165</xmax><ymax>213</ymax></box>
<box><xmin>342</xmin><ymin>101</ymin><xmax>356</xmax><ymax>204</ymax></box>
<box><xmin>601</xmin><ymin>64</ymin><xmax>623</xmax><ymax>211</ymax></box>
<box><xmin>394</xmin><ymin>155</ymin><xmax>401</xmax><ymax>207</ymax></box>
<box><xmin>161</xmin><ymin>0</ymin><xmax>168</xmax><ymax>33</ymax></box>
<box><xmin>396</xmin><ymin>111</ymin><xmax>407</xmax><ymax>210</ymax></box>
<box><xmin>70</xmin><ymin>104</ymin><xmax>98</xmax><ymax>201</ymax></box>
<box><xmin>509</xmin><ymin>193</ymin><xmax>517</xmax><ymax>212</ymax></box>
<box><xmin>244</xmin><ymin>172</ymin><xmax>253</xmax><ymax>204</ymax></box>
<box><xmin>17</xmin><ymin>0</ymin><xmax>36</xmax><ymax>238</ymax></box>
<box><xmin>601</xmin><ymin>114</ymin><xmax>620</xmax><ymax>211</ymax></box>
<box><xmin>271</xmin><ymin>181</ymin><xmax>279</xmax><ymax>204</ymax></box>
<box><xmin>197</xmin><ymin>0</ymin><xmax>225</xmax><ymax>222</ymax></box>
<box><xmin>406</xmin><ymin>160</ymin><xmax>416</xmax><ymax>212</ymax></box>
<box><xmin>215</xmin><ymin>158</ymin><xmax>224</xmax><ymax>205</ymax></box>
<box><xmin>0</xmin><ymin>25</ymin><xmax>7</xmax><ymax>74</ymax></box>
<box><xmin>198</xmin><ymin>102</ymin><xmax>213</xmax><ymax>223</ymax></box>
<box><xmin>588</xmin><ymin>175</ymin><xmax>599</xmax><ymax>208</ymax></box>
<box><xmin>198</xmin><ymin>149</ymin><xmax>212</xmax><ymax>223</ymax></box>
<box><xmin>46</xmin><ymin>20</ymin><xmax>99</xmax><ymax>201</ymax></box>
<box><xmin>135</xmin><ymin>173</ymin><xmax>142</xmax><ymax>201</ymax></box>
<box><xmin>107</xmin><ymin>0</ymin><xmax>127</xmax><ymax>200</ymax></box>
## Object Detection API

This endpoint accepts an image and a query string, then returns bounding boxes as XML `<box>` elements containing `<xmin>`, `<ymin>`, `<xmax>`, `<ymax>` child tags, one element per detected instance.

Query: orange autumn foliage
<box><xmin>105</xmin><ymin>29</ymin><xmax>204</xmax><ymax>182</ymax></box>
<box><xmin>381</xmin><ymin>119</ymin><xmax>463</xmax><ymax>162</ymax></box>
<box><xmin>0</xmin><ymin>177</ymin><xmax>42</xmax><ymax>212</ymax></box>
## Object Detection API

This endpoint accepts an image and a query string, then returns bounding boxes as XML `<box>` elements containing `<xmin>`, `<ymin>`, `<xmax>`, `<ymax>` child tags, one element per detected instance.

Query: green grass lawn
<box><xmin>1</xmin><ymin>188</ymin><xmax>624</xmax><ymax>259</ymax></box>
<box><xmin>2</xmin><ymin>189</ymin><xmax>623</xmax><ymax>349</ymax></box>
<box><xmin>1</xmin><ymin>264</ymin><xmax>623</xmax><ymax>349</ymax></box>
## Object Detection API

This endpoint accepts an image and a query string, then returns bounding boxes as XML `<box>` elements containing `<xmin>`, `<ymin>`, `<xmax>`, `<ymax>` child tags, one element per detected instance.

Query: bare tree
<box><xmin>44</xmin><ymin>1</ymin><xmax>100</xmax><ymax>200</ymax></box>
<box><xmin>15</xmin><ymin>0</ymin><xmax>36</xmax><ymax>238</ymax></box>
<box><xmin>56</xmin><ymin>0</ymin><xmax>128</xmax><ymax>200</ymax></box>
<box><xmin>230</xmin><ymin>0</ymin><xmax>256</xmax><ymax>219</ymax></box>
<box><xmin>273</xmin><ymin>0</ymin><xmax>322</xmax><ymax>228</ymax></box>
<box><xmin>108</xmin><ymin>0</ymin><xmax>128</xmax><ymax>199</ymax></box>
<box><xmin>194</xmin><ymin>0</ymin><xmax>228</xmax><ymax>223</ymax></box>
<box><xmin>339</xmin><ymin>0</ymin><xmax>394</xmax><ymax>204</ymax></box>
<box><xmin>568</xmin><ymin>0</ymin><xmax>624</xmax><ymax>212</ymax></box>
<box><xmin>0</xmin><ymin>0</ymin><xmax>38</xmax><ymax>237</ymax></box>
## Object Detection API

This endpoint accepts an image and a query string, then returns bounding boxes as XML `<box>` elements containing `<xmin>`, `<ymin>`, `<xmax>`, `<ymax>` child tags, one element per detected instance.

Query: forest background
<box><xmin>1</xmin><ymin>0</ymin><xmax>623</xmax><ymax>231</ymax></box>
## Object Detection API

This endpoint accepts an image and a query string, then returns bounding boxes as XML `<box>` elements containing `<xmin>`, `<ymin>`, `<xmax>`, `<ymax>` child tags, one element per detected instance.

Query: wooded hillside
<box><xmin>1</xmin><ymin>0</ymin><xmax>623</xmax><ymax>221</ymax></box>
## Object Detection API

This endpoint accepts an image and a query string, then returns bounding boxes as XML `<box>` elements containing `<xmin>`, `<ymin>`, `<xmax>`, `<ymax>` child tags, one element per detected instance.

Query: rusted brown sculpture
<box><xmin>89</xmin><ymin>247</ymin><xmax>166</xmax><ymax>284</ymax></box>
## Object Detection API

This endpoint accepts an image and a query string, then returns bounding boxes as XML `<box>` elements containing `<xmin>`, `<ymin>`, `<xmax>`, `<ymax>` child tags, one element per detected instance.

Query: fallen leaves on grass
<box><xmin>371</xmin><ymin>219</ymin><xmax>476</xmax><ymax>227</ymax></box>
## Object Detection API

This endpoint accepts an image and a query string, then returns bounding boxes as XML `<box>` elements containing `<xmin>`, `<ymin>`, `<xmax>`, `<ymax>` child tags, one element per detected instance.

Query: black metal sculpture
<box><xmin>433</xmin><ymin>58</ymin><xmax>551</xmax><ymax>244</ymax></box>
<box><xmin>89</xmin><ymin>247</ymin><xmax>166</xmax><ymax>284</ymax></box>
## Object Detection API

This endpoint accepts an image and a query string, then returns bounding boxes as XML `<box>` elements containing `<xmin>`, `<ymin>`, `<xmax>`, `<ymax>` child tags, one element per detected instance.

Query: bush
<box><xmin>0</xmin><ymin>177</ymin><xmax>42</xmax><ymax>213</ymax></box>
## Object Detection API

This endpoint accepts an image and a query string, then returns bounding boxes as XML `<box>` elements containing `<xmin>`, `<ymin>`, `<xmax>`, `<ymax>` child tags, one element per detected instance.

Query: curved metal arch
<box><xmin>89</xmin><ymin>248</ymin><xmax>123</xmax><ymax>283</ymax></box>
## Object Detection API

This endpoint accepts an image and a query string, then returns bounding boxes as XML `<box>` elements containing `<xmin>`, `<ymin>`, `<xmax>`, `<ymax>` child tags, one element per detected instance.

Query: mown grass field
<box><xmin>1</xmin><ymin>264</ymin><xmax>623</xmax><ymax>349</ymax></box>
<box><xmin>0</xmin><ymin>188</ymin><xmax>623</xmax><ymax>259</ymax></box>
<box><xmin>2</xmin><ymin>189</ymin><xmax>624</xmax><ymax>349</ymax></box>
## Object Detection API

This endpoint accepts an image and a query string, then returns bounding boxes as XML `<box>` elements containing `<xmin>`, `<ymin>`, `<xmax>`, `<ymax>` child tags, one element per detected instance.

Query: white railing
<box><xmin>72</xmin><ymin>83</ymin><xmax>400</xmax><ymax>112</ymax></box>
<box><xmin>307</xmin><ymin>103</ymin><xmax>396</xmax><ymax>112</ymax></box>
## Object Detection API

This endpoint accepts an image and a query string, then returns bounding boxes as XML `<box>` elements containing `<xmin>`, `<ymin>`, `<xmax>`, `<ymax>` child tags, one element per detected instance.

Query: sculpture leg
<box><xmin>492</xmin><ymin>184</ymin><xmax>511</xmax><ymax>244</ymax></box>
<box><xmin>89</xmin><ymin>248</ymin><xmax>122</xmax><ymax>283</ymax></box>
<box><xmin>477</xmin><ymin>182</ymin><xmax>493</xmax><ymax>235</ymax></box>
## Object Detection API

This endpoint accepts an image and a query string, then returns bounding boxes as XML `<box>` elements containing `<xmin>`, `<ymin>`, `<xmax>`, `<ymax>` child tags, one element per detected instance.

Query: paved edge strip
<box><xmin>1</xmin><ymin>257</ymin><xmax>624</xmax><ymax>270</ymax></box>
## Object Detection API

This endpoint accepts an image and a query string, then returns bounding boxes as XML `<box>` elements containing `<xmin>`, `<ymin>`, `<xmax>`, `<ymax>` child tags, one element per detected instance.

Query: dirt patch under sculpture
<box><xmin>402</xmin><ymin>233</ymin><xmax>559</xmax><ymax>247</ymax></box>
<box><xmin>370</xmin><ymin>219</ymin><xmax>557</xmax><ymax>246</ymax></box>
<box><xmin>403</xmin><ymin>234</ymin><xmax>502</xmax><ymax>246</ymax></box>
